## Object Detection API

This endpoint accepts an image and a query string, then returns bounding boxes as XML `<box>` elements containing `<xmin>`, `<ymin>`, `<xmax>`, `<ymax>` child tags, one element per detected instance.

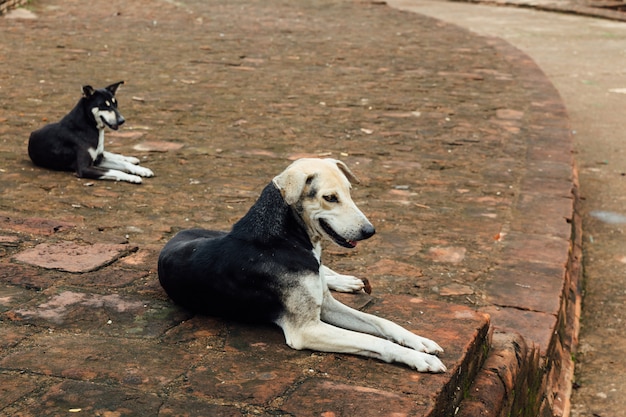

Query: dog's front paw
<box><xmin>405</xmin><ymin>335</ymin><xmax>444</xmax><ymax>355</ymax></box>
<box><xmin>409</xmin><ymin>352</ymin><xmax>447</xmax><ymax>373</ymax></box>
<box><xmin>326</xmin><ymin>273</ymin><xmax>366</xmax><ymax>293</ymax></box>
<box><xmin>130</xmin><ymin>165</ymin><xmax>154</xmax><ymax>178</ymax></box>
<box><xmin>123</xmin><ymin>156</ymin><xmax>141</xmax><ymax>165</ymax></box>
<box><xmin>123</xmin><ymin>174</ymin><xmax>143</xmax><ymax>184</ymax></box>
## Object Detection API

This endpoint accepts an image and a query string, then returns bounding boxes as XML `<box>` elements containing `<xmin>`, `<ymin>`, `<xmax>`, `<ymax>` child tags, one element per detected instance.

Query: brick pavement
<box><xmin>0</xmin><ymin>0</ymin><xmax>579</xmax><ymax>415</ymax></box>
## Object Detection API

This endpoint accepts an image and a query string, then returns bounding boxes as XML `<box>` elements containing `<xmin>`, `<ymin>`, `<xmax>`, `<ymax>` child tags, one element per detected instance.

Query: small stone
<box><xmin>4</xmin><ymin>8</ymin><xmax>38</xmax><ymax>19</ymax></box>
<box><xmin>427</xmin><ymin>246</ymin><xmax>466</xmax><ymax>263</ymax></box>
<box><xmin>439</xmin><ymin>283</ymin><xmax>474</xmax><ymax>296</ymax></box>
<box><xmin>133</xmin><ymin>141</ymin><xmax>184</xmax><ymax>152</ymax></box>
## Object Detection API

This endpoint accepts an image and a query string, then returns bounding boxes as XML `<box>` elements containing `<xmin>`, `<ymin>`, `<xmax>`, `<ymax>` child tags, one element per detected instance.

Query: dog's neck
<box><xmin>232</xmin><ymin>183</ymin><xmax>314</xmax><ymax>252</ymax></box>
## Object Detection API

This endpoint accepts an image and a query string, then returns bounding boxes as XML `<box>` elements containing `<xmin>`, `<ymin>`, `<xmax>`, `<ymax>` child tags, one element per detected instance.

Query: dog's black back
<box><xmin>158</xmin><ymin>183</ymin><xmax>319</xmax><ymax>323</ymax></box>
<box><xmin>28</xmin><ymin>82</ymin><xmax>123</xmax><ymax>172</ymax></box>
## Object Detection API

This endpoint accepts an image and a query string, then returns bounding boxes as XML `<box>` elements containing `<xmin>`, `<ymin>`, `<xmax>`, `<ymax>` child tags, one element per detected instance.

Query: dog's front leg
<box><xmin>100</xmin><ymin>152</ymin><xmax>154</xmax><ymax>178</ymax></box>
<box><xmin>277</xmin><ymin>316</ymin><xmax>446</xmax><ymax>373</ymax></box>
<box><xmin>320</xmin><ymin>291</ymin><xmax>444</xmax><ymax>356</ymax></box>
<box><xmin>323</xmin><ymin>265</ymin><xmax>367</xmax><ymax>293</ymax></box>
<box><xmin>103</xmin><ymin>151</ymin><xmax>140</xmax><ymax>165</ymax></box>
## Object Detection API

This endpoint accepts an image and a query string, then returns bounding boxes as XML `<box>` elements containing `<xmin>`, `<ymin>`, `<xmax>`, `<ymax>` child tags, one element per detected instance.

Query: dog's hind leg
<box><xmin>79</xmin><ymin>166</ymin><xmax>143</xmax><ymax>183</ymax></box>
<box><xmin>76</xmin><ymin>165</ymin><xmax>143</xmax><ymax>183</ymax></box>
<box><xmin>97</xmin><ymin>169</ymin><xmax>144</xmax><ymax>183</ymax></box>
<box><xmin>277</xmin><ymin>315</ymin><xmax>446</xmax><ymax>373</ymax></box>
<box><xmin>74</xmin><ymin>150</ymin><xmax>143</xmax><ymax>183</ymax></box>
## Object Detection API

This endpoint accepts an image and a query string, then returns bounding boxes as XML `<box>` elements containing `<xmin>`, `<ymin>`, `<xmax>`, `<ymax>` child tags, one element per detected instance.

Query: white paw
<box><xmin>405</xmin><ymin>334</ymin><xmax>444</xmax><ymax>355</ymax></box>
<box><xmin>129</xmin><ymin>165</ymin><xmax>154</xmax><ymax>178</ymax></box>
<box><xmin>421</xmin><ymin>338</ymin><xmax>444</xmax><ymax>355</ymax></box>
<box><xmin>123</xmin><ymin>174</ymin><xmax>143</xmax><ymax>184</ymax></box>
<box><xmin>326</xmin><ymin>273</ymin><xmax>365</xmax><ymax>293</ymax></box>
<box><xmin>409</xmin><ymin>351</ymin><xmax>447</xmax><ymax>373</ymax></box>
<box><xmin>123</xmin><ymin>156</ymin><xmax>141</xmax><ymax>165</ymax></box>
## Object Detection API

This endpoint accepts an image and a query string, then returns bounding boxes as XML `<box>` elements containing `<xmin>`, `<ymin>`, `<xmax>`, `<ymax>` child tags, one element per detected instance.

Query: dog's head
<box><xmin>82</xmin><ymin>81</ymin><xmax>125</xmax><ymax>130</ymax></box>
<box><xmin>273</xmin><ymin>158</ymin><xmax>375</xmax><ymax>248</ymax></box>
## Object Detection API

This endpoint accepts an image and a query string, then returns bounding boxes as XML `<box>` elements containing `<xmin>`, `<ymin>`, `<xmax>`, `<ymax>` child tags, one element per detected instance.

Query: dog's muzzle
<box><xmin>319</xmin><ymin>219</ymin><xmax>375</xmax><ymax>249</ymax></box>
<box><xmin>102</xmin><ymin>115</ymin><xmax>125</xmax><ymax>130</ymax></box>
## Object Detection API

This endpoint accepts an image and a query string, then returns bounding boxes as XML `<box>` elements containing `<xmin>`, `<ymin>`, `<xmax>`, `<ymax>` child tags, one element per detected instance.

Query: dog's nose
<box><xmin>118</xmin><ymin>116</ymin><xmax>125</xmax><ymax>126</ymax></box>
<box><xmin>360</xmin><ymin>223</ymin><xmax>375</xmax><ymax>240</ymax></box>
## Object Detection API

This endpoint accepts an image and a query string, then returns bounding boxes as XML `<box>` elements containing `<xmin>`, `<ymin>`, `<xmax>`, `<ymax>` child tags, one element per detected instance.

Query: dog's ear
<box><xmin>105</xmin><ymin>81</ymin><xmax>125</xmax><ymax>96</ymax></box>
<box><xmin>273</xmin><ymin>168</ymin><xmax>310</xmax><ymax>205</ymax></box>
<box><xmin>333</xmin><ymin>159</ymin><xmax>360</xmax><ymax>185</ymax></box>
<box><xmin>82</xmin><ymin>85</ymin><xmax>95</xmax><ymax>98</ymax></box>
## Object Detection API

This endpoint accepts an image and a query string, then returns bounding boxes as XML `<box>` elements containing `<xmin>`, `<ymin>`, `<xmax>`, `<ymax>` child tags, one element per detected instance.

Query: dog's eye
<box><xmin>112</xmin><ymin>98</ymin><xmax>117</xmax><ymax>105</ymax></box>
<box><xmin>105</xmin><ymin>100</ymin><xmax>111</xmax><ymax>106</ymax></box>
<box><xmin>323</xmin><ymin>195</ymin><xmax>339</xmax><ymax>203</ymax></box>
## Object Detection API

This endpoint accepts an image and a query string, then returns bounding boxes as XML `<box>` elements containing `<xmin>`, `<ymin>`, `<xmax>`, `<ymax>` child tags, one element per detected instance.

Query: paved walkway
<box><xmin>451</xmin><ymin>0</ymin><xmax>626</xmax><ymax>21</ymax></box>
<box><xmin>386</xmin><ymin>2</ymin><xmax>626</xmax><ymax>416</ymax></box>
<box><xmin>1</xmin><ymin>0</ymin><xmax>580</xmax><ymax>416</ymax></box>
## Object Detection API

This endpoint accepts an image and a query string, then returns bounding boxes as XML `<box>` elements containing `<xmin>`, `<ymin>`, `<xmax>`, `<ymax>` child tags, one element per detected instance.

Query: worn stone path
<box><xmin>452</xmin><ymin>0</ymin><xmax>626</xmax><ymax>22</ymax></box>
<box><xmin>1</xmin><ymin>0</ymin><xmax>578</xmax><ymax>416</ymax></box>
<box><xmin>388</xmin><ymin>2</ymin><xmax>626</xmax><ymax>416</ymax></box>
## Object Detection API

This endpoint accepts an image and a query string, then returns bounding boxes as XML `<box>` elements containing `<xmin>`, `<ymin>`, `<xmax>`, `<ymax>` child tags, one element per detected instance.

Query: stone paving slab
<box><xmin>0</xmin><ymin>0</ymin><xmax>580</xmax><ymax>415</ymax></box>
<box><xmin>1</xmin><ymin>334</ymin><xmax>199</xmax><ymax>389</ymax></box>
<box><xmin>5</xmin><ymin>379</ymin><xmax>166</xmax><ymax>417</ymax></box>
<box><xmin>13</xmin><ymin>241</ymin><xmax>137</xmax><ymax>272</ymax></box>
<box><xmin>0</xmin><ymin>293</ymin><xmax>490</xmax><ymax>417</ymax></box>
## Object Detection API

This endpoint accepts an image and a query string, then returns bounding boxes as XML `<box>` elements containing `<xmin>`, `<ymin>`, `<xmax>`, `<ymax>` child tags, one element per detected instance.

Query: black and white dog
<box><xmin>158</xmin><ymin>158</ymin><xmax>446</xmax><ymax>372</ymax></box>
<box><xmin>28</xmin><ymin>81</ymin><xmax>154</xmax><ymax>184</ymax></box>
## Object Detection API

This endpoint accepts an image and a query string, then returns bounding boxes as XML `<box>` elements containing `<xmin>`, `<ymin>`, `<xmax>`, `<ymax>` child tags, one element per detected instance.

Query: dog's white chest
<box><xmin>312</xmin><ymin>243</ymin><xmax>322</xmax><ymax>263</ymax></box>
<box><xmin>88</xmin><ymin>129</ymin><xmax>105</xmax><ymax>160</ymax></box>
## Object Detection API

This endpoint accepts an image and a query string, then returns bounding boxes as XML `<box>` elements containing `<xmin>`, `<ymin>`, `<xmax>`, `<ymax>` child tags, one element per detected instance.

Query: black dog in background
<box><xmin>28</xmin><ymin>81</ymin><xmax>153</xmax><ymax>184</ymax></box>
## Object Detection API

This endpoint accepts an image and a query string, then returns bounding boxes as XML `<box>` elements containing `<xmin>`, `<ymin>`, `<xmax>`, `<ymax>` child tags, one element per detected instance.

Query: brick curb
<box><xmin>451</xmin><ymin>34</ymin><xmax>582</xmax><ymax>417</ymax></box>
<box><xmin>457</xmin><ymin>332</ymin><xmax>541</xmax><ymax>417</ymax></box>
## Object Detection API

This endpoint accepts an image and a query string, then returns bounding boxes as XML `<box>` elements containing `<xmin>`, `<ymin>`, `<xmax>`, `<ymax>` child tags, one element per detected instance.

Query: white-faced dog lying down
<box><xmin>158</xmin><ymin>158</ymin><xmax>446</xmax><ymax>372</ymax></box>
<box><xmin>28</xmin><ymin>81</ymin><xmax>154</xmax><ymax>184</ymax></box>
